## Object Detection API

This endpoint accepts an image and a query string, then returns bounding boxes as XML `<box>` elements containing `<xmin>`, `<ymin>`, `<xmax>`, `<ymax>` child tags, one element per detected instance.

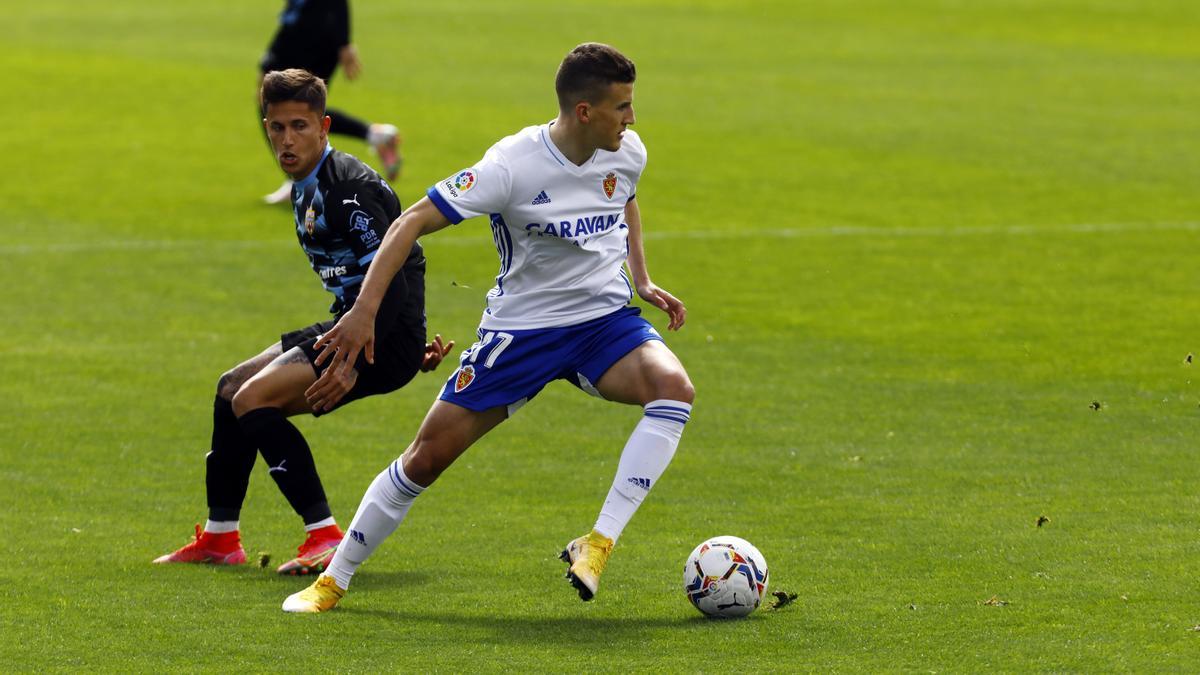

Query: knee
<box><xmin>402</xmin><ymin>446</ymin><xmax>443</xmax><ymax>487</ymax></box>
<box><xmin>403</xmin><ymin>430</ymin><xmax>462</xmax><ymax>486</ymax></box>
<box><xmin>654</xmin><ymin>369</ymin><xmax>695</xmax><ymax>405</ymax></box>
<box><xmin>216</xmin><ymin>370</ymin><xmax>240</xmax><ymax>402</ymax></box>
<box><xmin>230</xmin><ymin>381</ymin><xmax>264</xmax><ymax>418</ymax></box>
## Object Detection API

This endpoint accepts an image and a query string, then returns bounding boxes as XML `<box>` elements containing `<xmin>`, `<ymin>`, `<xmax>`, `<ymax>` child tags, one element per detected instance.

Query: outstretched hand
<box><xmin>637</xmin><ymin>282</ymin><xmax>686</xmax><ymax>330</ymax></box>
<box><xmin>305</xmin><ymin>307</ymin><xmax>376</xmax><ymax>411</ymax></box>
<box><xmin>314</xmin><ymin>305</ymin><xmax>375</xmax><ymax>368</ymax></box>
<box><xmin>421</xmin><ymin>334</ymin><xmax>456</xmax><ymax>372</ymax></box>
<box><xmin>339</xmin><ymin>44</ymin><xmax>362</xmax><ymax>80</ymax></box>
<box><xmin>305</xmin><ymin>365</ymin><xmax>359</xmax><ymax>413</ymax></box>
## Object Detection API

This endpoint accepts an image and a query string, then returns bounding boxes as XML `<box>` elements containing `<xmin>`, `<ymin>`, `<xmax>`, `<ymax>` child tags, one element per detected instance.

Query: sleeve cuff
<box><xmin>426</xmin><ymin>186</ymin><xmax>465</xmax><ymax>224</ymax></box>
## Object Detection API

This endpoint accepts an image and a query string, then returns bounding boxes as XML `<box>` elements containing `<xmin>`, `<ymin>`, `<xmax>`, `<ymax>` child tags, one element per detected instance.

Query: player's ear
<box><xmin>321</xmin><ymin>115</ymin><xmax>332</xmax><ymax>133</ymax></box>
<box><xmin>575</xmin><ymin>100</ymin><xmax>591</xmax><ymax>124</ymax></box>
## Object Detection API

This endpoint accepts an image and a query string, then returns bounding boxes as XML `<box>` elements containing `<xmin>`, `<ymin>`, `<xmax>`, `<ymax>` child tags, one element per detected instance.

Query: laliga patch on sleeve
<box><xmin>443</xmin><ymin>169</ymin><xmax>476</xmax><ymax>198</ymax></box>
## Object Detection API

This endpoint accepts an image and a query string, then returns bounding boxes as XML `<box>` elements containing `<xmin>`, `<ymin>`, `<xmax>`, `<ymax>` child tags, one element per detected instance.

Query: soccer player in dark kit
<box><xmin>155</xmin><ymin>69</ymin><xmax>453</xmax><ymax>575</ymax></box>
<box><xmin>259</xmin><ymin>0</ymin><xmax>403</xmax><ymax>203</ymax></box>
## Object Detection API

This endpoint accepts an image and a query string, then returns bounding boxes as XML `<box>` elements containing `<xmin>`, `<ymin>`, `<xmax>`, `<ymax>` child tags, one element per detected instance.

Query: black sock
<box><xmin>328</xmin><ymin>108</ymin><xmax>370</xmax><ymax>140</ymax></box>
<box><xmin>206</xmin><ymin>396</ymin><xmax>257</xmax><ymax>522</ymax></box>
<box><xmin>237</xmin><ymin>407</ymin><xmax>332</xmax><ymax>525</ymax></box>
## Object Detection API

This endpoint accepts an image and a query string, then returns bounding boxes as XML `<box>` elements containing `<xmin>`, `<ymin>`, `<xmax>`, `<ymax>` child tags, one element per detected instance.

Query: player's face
<box><xmin>586</xmin><ymin>82</ymin><xmax>636</xmax><ymax>152</ymax></box>
<box><xmin>264</xmin><ymin>101</ymin><xmax>331</xmax><ymax>179</ymax></box>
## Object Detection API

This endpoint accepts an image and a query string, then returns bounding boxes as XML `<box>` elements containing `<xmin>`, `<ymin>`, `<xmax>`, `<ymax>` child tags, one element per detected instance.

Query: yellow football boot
<box><xmin>560</xmin><ymin>530</ymin><xmax>614</xmax><ymax>601</ymax></box>
<box><xmin>281</xmin><ymin>574</ymin><xmax>346</xmax><ymax>613</ymax></box>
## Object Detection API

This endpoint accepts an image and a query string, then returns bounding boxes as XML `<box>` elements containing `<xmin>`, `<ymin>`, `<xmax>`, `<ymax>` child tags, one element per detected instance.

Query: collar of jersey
<box><xmin>295</xmin><ymin>143</ymin><xmax>333</xmax><ymax>189</ymax></box>
<box><xmin>541</xmin><ymin>123</ymin><xmax>596</xmax><ymax>173</ymax></box>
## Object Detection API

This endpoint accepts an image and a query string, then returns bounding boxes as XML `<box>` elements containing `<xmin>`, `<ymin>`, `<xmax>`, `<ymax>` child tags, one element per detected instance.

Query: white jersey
<box><xmin>427</xmin><ymin>122</ymin><xmax>647</xmax><ymax>330</ymax></box>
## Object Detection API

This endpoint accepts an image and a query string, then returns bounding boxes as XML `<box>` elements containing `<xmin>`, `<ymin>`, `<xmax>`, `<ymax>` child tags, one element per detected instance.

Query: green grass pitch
<box><xmin>3</xmin><ymin>0</ymin><xmax>1200</xmax><ymax>670</ymax></box>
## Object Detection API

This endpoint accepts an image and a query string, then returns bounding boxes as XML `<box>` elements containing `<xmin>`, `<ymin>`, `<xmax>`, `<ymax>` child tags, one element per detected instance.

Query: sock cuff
<box><xmin>305</xmin><ymin>516</ymin><xmax>337</xmax><ymax>531</ymax></box>
<box><xmin>204</xmin><ymin>519</ymin><xmax>239</xmax><ymax>534</ymax></box>
<box><xmin>237</xmin><ymin>407</ymin><xmax>285</xmax><ymax>433</ymax></box>
<box><xmin>300</xmin><ymin>501</ymin><xmax>334</xmax><ymax>526</ymax></box>
<box><xmin>388</xmin><ymin>459</ymin><xmax>426</xmax><ymax>499</ymax></box>
<box><xmin>643</xmin><ymin>399</ymin><xmax>692</xmax><ymax>425</ymax></box>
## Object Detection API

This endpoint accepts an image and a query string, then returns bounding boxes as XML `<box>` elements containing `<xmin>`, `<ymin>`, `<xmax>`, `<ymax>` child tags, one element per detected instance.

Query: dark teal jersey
<box><xmin>291</xmin><ymin>144</ymin><xmax>423</xmax><ymax>319</ymax></box>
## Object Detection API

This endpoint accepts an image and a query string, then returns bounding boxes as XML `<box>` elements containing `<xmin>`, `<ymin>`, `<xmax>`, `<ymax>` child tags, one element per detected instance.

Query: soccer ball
<box><xmin>682</xmin><ymin>536</ymin><xmax>769</xmax><ymax>618</ymax></box>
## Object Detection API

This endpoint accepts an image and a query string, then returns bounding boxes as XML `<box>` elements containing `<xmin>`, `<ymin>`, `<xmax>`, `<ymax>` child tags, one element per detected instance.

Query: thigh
<box><xmin>595</xmin><ymin>340</ymin><xmax>693</xmax><ymax>406</ymax></box>
<box><xmin>218</xmin><ymin>341</ymin><xmax>284</xmax><ymax>400</ymax></box>
<box><xmin>232</xmin><ymin>347</ymin><xmax>320</xmax><ymax>417</ymax></box>
<box><xmin>401</xmin><ymin>399</ymin><xmax>508</xmax><ymax>486</ymax></box>
<box><xmin>570</xmin><ymin>307</ymin><xmax>664</xmax><ymax>399</ymax></box>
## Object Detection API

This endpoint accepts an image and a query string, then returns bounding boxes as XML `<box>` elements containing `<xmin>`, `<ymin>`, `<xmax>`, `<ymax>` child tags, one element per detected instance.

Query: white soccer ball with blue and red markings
<box><xmin>682</xmin><ymin>536</ymin><xmax>769</xmax><ymax>618</ymax></box>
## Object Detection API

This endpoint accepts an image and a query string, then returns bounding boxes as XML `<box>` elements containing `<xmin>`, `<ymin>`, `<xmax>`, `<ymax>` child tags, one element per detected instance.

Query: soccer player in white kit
<box><xmin>283</xmin><ymin>43</ymin><xmax>694</xmax><ymax>612</ymax></box>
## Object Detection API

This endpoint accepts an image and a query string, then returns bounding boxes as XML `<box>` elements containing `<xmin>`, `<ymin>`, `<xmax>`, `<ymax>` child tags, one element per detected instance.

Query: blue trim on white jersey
<box><xmin>540</xmin><ymin>127</ymin><xmax>566</xmax><ymax>167</ymax></box>
<box><xmin>489</xmin><ymin>213</ymin><xmax>513</xmax><ymax>297</ymax></box>
<box><xmin>426</xmin><ymin>186</ymin><xmax>465</xmax><ymax>224</ymax></box>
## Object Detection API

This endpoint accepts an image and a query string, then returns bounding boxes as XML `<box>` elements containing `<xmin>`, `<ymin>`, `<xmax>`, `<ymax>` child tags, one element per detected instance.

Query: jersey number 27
<box><xmin>464</xmin><ymin>331</ymin><xmax>514</xmax><ymax>369</ymax></box>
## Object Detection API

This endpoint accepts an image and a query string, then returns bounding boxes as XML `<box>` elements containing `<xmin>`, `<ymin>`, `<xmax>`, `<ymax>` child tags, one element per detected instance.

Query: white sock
<box><xmin>367</xmin><ymin>123</ymin><xmax>398</xmax><ymax>146</ymax></box>
<box><xmin>324</xmin><ymin>459</ymin><xmax>424</xmax><ymax>590</ymax></box>
<box><xmin>204</xmin><ymin>519</ymin><xmax>238</xmax><ymax>534</ymax></box>
<box><xmin>593</xmin><ymin>399</ymin><xmax>692</xmax><ymax>543</ymax></box>
<box><xmin>304</xmin><ymin>516</ymin><xmax>337</xmax><ymax>532</ymax></box>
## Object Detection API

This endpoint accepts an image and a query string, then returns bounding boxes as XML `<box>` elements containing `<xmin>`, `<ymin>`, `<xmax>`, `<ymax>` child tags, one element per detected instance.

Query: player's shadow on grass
<box><xmin>235</xmin><ymin>568</ymin><xmax>435</xmax><ymax>589</ymax></box>
<box><xmin>343</xmin><ymin>607</ymin><xmax>752</xmax><ymax>642</ymax></box>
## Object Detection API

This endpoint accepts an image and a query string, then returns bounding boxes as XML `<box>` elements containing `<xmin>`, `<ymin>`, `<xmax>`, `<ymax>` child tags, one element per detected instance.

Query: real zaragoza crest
<box><xmin>454</xmin><ymin>365</ymin><xmax>475</xmax><ymax>392</ymax></box>
<box><xmin>602</xmin><ymin>171</ymin><xmax>617</xmax><ymax>200</ymax></box>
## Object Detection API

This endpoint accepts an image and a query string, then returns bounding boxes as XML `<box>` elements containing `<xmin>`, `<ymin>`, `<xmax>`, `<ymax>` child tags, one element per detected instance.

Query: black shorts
<box><xmin>281</xmin><ymin>319</ymin><xmax>425</xmax><ymax>417</ymax></box>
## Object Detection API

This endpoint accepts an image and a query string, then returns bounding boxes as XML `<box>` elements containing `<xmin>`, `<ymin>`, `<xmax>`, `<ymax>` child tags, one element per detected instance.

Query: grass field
<box><xmin>4</xmin><ymin>0</ymin><xmax>1200</xmax><ymax>670</ymax></box>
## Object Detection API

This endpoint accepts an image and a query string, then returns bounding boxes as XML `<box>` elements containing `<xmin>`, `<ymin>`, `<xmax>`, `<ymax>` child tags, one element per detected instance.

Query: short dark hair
<box><xmin>260</xmin><ymin>68</ymin><xmax>327</xmax><ymax>115</ymax></box>
<box><xmin>554</xmin><ymin>43</ymin><xmax>636</xmax><ymax>112</ymax></box>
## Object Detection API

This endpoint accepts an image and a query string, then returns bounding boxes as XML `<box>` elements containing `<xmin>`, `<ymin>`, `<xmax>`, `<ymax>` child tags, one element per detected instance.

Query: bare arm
<box><xmin>310</xmin><ymin>196</ymin><xmax>450</xmax><ymax>375</ymax></box>
<box><xmin>338</xmin><ymin>44</ymin><xmax>362</xmax><ymax>80</ymax></box>
<box><xmin>625</xmin><ymin>198</ymin><xmax>686</xmax><ymax>331</ymax></box>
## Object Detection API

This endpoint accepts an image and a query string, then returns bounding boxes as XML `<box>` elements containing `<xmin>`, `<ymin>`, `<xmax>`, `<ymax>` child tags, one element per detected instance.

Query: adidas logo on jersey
<box><xmin>531</xmin><ymin>190</ymin><xmax>552</xmax><ymax>205</ymax></box>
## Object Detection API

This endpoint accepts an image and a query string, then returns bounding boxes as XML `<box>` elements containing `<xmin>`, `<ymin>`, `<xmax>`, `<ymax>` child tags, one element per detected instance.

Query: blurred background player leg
<box><xmin>259</xmin><ymin>0</ymin><xmax>402</xmax><ymax>204</ymax></box>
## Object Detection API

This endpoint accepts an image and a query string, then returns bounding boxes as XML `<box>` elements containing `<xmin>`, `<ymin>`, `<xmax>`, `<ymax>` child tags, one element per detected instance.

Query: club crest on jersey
<box><xmin>304</xmin><ymin>206</ymin><xmax>316</xmax><ymax>235</ymax></box>
<box><xmin>602</xmin><ymin>172</ymin><xmax>617</xmax><ymax>200</ymax></box>
<box><xmin>444</xmin><ymin>170</ymin><xmax>476</xmax><ymax>198</ymax></box>
<box><xmin>454</xmin><ymin>365</ymin><xmax>476</xmax><ymax>392</ymax></box>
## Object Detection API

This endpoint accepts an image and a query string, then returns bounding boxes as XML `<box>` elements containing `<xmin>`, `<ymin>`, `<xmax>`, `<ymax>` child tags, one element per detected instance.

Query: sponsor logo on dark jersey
<box><xmin>319</xmin><ymin>265</ymin><xmax>348</xmax><ymax>279</ymax></box>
